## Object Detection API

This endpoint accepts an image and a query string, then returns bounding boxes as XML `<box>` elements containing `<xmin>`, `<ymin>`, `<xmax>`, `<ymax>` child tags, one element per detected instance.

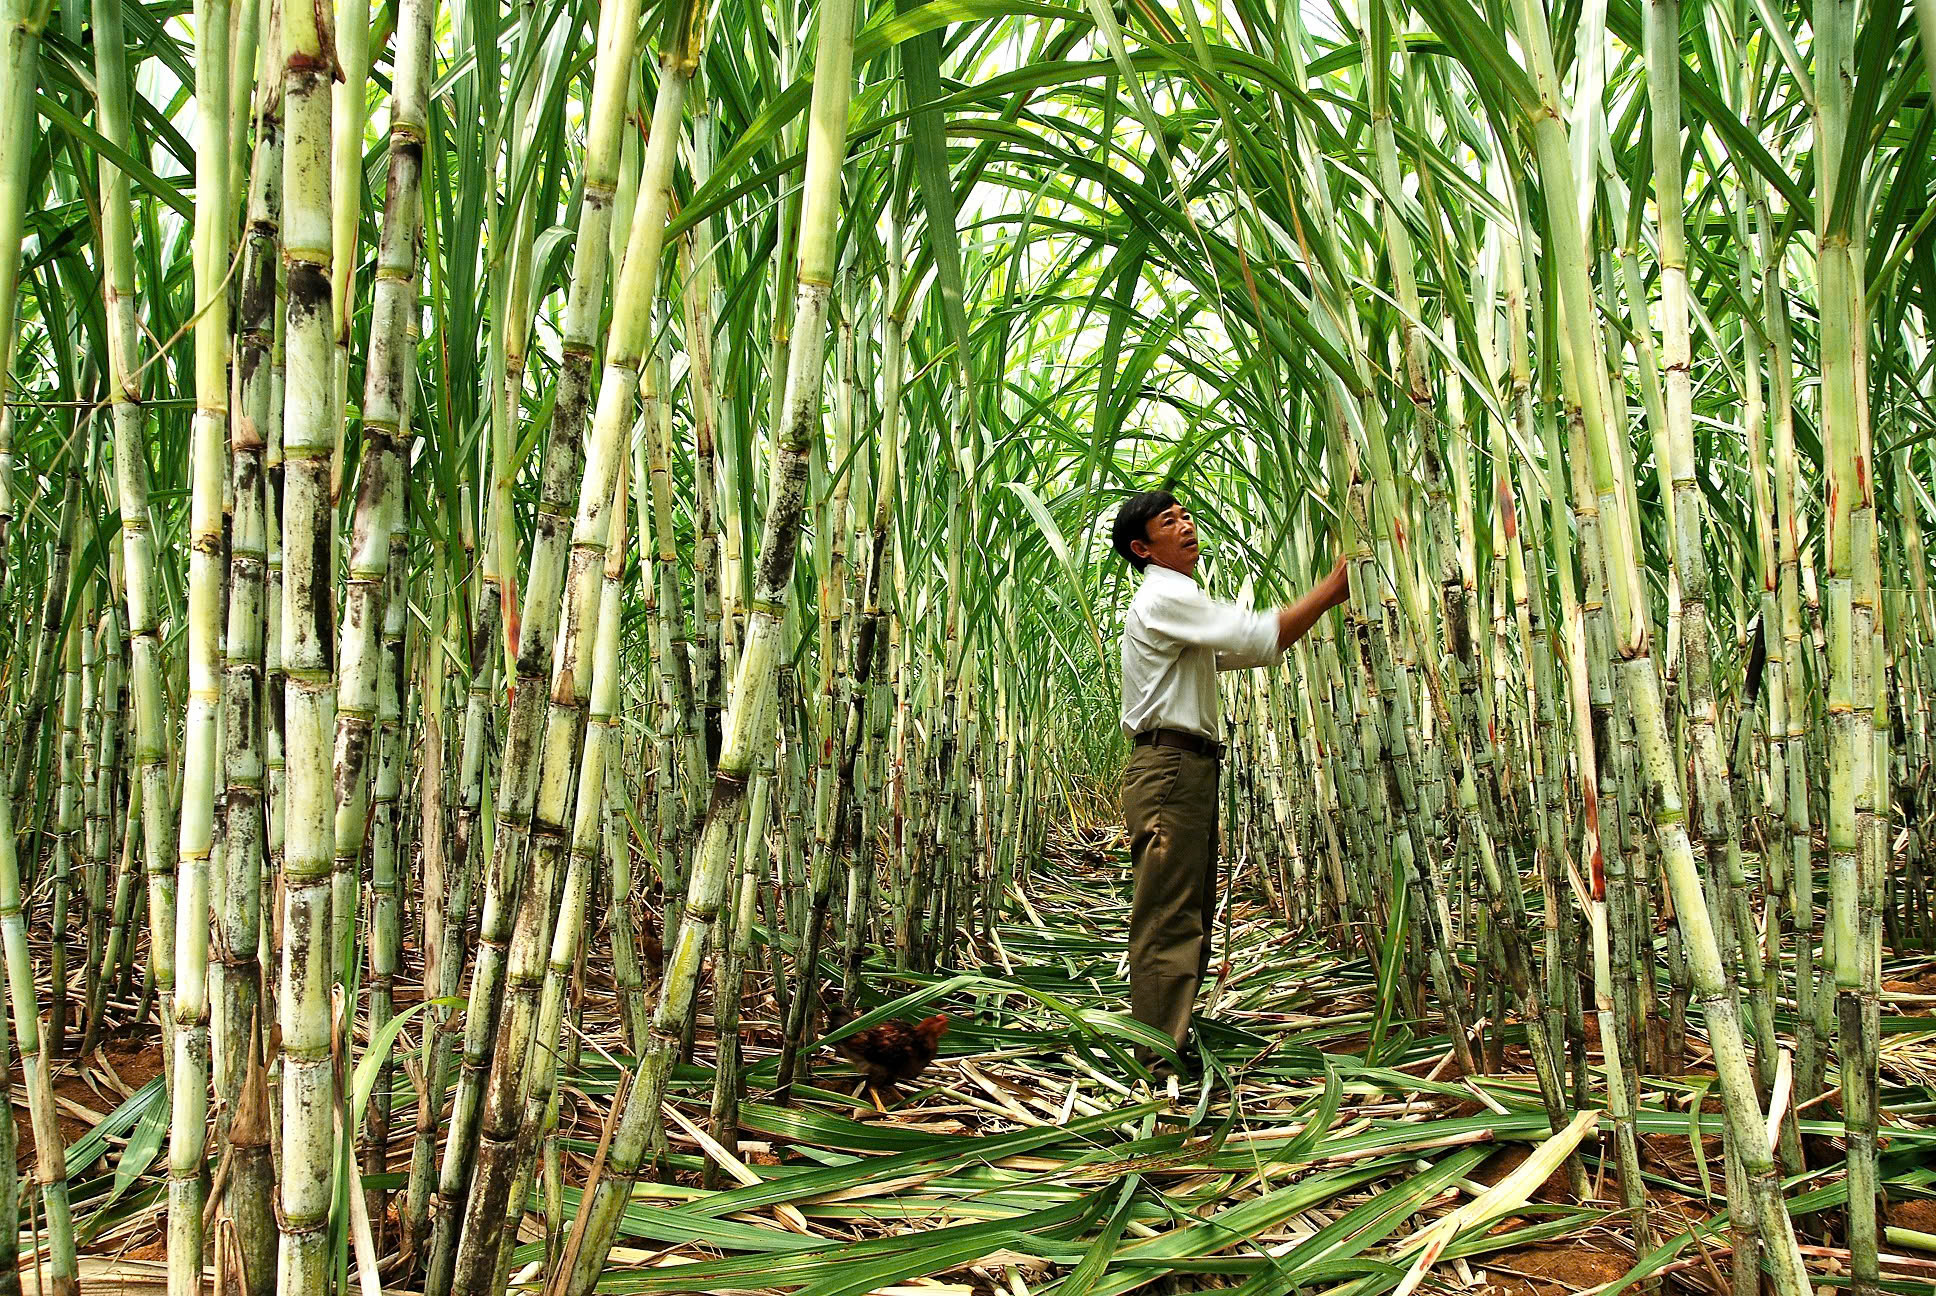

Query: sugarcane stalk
<box><xmin>50</xmin><ymin>579</ymin><xmax>83</xmax><ymax>1055</ymax></box>
<box><xmin>642</xmin><ymin>354</ymin><xmax>703</xmax><ymax>929</ymax></box>
<box><xmin>551</xmin><ymin>3</ymin><xmax>854</xmax><ymax>1287</ymax></box>
<box><xmin>464</xmin><ymin>465</ymin><xmax>626</xmax><ymax>1296</ymax></box>
<box><xmin>0</xmin><ymin>0</ymin><xmax>48</xmax><ymax>560</ymax></box>
<box><xmin>1813</xmin><ymin>2</ymin><xmax>1881</xmax><ymax>1286</ymax></box>
<box><xmin>681</xmin><ymin>109</ymin><xmax>724</xmax><ymax>766</ymax></box>
<box><xmin>1506</xmin><ymin>1</ymin><xmax>1811</xmax><ymax>1287</ymax></box>
<box><xmin>422</xmin><ymin>5</ymin><xmax>648</xmax><ymax>1290</ymax></box>
<box><xmin>166</xmin><ymin>0</ymin><xmax>232</xmax><ymax>1282</ymax></box>
<box><xmin>275</xmin><ymin>0</ymin><xmax>341</xmax><ymax>1282</ymax></box>
<box><xmin>215</xmin><ymin>56</ymin><xmax>278</xmax><ymax>1287</ymax></box>
<box><xmin>327</xmin><ymin>0</ymin><xmax>372</xmax><ymax>518</ymax></box>
<box><xmin>81</xmin><ymin>606</ymin><xmax>121</xmax><ymax>1045</ymax></box>
<box><xmin>0</xmin><ymin>745</ymin><xmax>75</xmax><ymax>1295</ymax></box>
<box><xmin>442</xmin><ymin>11</ymin><xmax>694</xmax><ymax>1294</ymax></box>
<box><xmin>707</xmin><ymin>686</ymin><xmax>776</xmax><ymax>1185</ymax></box>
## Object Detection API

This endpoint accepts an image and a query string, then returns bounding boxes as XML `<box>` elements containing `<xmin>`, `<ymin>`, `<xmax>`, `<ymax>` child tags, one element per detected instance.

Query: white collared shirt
<box><xmin>1119</xmin><ymin>564</ymin><xmax>1282</xmax><ymax>741</ymax></box>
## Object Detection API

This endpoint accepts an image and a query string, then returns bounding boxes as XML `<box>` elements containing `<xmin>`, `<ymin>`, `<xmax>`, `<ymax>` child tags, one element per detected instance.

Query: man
<box><xmin>1112</xmin><ymin>490</ymin><xmax>1349</xmax><ymax>1067</ymax></box>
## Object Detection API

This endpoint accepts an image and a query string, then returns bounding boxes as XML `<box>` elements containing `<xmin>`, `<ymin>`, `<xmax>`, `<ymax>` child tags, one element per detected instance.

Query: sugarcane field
<box><xmin>6</xmin><ymin>0</ymin><xmax>1936</xmax><ymax>1293</ymax></box>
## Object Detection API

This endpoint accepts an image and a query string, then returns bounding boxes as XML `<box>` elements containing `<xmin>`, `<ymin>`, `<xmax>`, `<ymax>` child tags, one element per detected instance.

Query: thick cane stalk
<box><xmin>276</xmin><ymin>0</ymin><xmax>340</xmax><ymax>1284</ymax></box>
<box><xmin>0</xmin><ymin>0</ymin><xmax>47</xmax><ymax>553</ymax></box>
<box><xmin>552</xmin><ymin>4</ymin><xmax>854</xmax><ymax>1290</ymax></box>
<box><xmin>1815</xmin><ymin>1</ymin><xmax>1880</xmax><ymax>1287</ymax></box>
<box><xmin>458</xmin><ymin>468</ymin><xmax>626</xmax><ymax>1296</ymax></box>
<box><xmin>451</xmin><ymin>8</ymin><xmax>701</xmax><ymax>1277</ymax></box>
<box><xmin>707</xmin><ymin>686</ymin><xmax>777</xmax><ymax>1185</ymax></box>
<box><xmin>332</xmin><ymin>0</ymin><xmax>429</xmax><ymax>1237</ymax></box>
<box><xmin>327</xmin><ymin>0</ymin><xmax>372</xmax><ymax>514</ymax></box>
<box><xmin>90</xmin><ymin>0</ymin><xmax>180</xmax><ymax>1093</ymax></box>
<box><xmin>1505</xmin><ymin>2</ymin><xmax>1809</xmax><ymax>1289</ymax></box>
<box><xmin>167</xmin><ymin>0</ymin><xmax>232</xmax><ymax>1282</ymax></box>
<box><xmin>215</xmin><ymin>57</ymin><xmax>279</xmax><ymax>1291</ymax></box>
<box><xmin>422</xmin><ymin>2</ymin><xmax>648</xmax><ymax>1290</ymax></box>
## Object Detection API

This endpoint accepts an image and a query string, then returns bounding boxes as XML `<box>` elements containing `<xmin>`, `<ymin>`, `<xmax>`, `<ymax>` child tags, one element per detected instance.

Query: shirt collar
<box><xmin>1142</xmin><ymin>564</ymin><xmax>1196</xmax><ymax>590</ymax></box>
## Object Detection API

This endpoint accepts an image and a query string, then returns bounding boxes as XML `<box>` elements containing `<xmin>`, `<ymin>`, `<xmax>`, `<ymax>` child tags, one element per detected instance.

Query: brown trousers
<box><xmin>1121</xmin><ymin>743</ymin><xmax>1220</xmax><ymax>1052</ymax></box>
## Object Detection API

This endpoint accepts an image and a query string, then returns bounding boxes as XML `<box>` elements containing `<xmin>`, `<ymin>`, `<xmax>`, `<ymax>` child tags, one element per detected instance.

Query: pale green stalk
<box><xmin>90</xmin><ymin>0</ymin><xmax>178</xmax><ymax>1090</ymax></box>
<box><xmin>1506</xmin><ymin>1</ymin><xmax>1809</xmax><ymax>1288</ymax></box>
<box><xmin>606</xmin><ymin>793</ymin><xmax>650</xmax><ymax>1050</ymax></box>
<box><xmin>85</xmin><ymin>764</ymin><xmax>140</xmax><ymax>1055</ymax></box>
<box><xmin>275</xmin><ymin>0</ymin><xmax>340</xmax><ymax>1282</ymax></box>
<box><xmin>168</xmin><ymin>0</ymin><xmax>232</xmax><ymax>1282</ymax></box>
<box><xmin>707</xmin><ymin>685</ymin><xmax>777</xmax><ymax>1185</ymax></box>
<box><xmin>423</xmin><ymin>1</ymin><xmax>648</xmax><ymax>1289</ymax></box>
<box><xmin>1814</xmin><ymin>2</ymin><xmax>1880</xmax><ymax>1287</ymax></box>
<box><xmin>0</xmin><ymin>0</ymin><xmax>46</xmax><ymax>550</ymax></box>
<box><xmin>0</xmin><ymin>775</ymin><xmax>74</xmax><ymax>1296</ymax></box>
<box><xmin>50</xmin><ymin>585</ymin><xmax>82</xmax><ymax>1054</ymax></box>
<box><xmin>453</xmin><ymin>14</ymin><xmax>695</xmax><ymax>1286</ymax></box>
<box><xmin>366</xmin><ymin>530</ymin><xmax>408</xmax><ymax>1230</ymax></box>
<box><xmin>0</xmin><ymin>1015</ymin><xmax>16</xmax><ymax>1296</ymax></box>
<box><xmin>554</xmin><ymin>3</ymin><xmax>855</xmax><ymax>1287</ymax></box>
<box><xmin>359</xmin><ymin>0</ymin><xmax>431</xmax><ymax>1235</ymax></box>
<box><xmin>328</xmin><ymin>0</ymin><xmax>372</xmax><ymax>522</ymax></box>
<box><xmin>643</xmin><ymin>355</ymin><xmax>701</xmax><ymax>926</ymax></box>
<box><xmin>13</xmin><ymin>473</ymin><xmax>79</xmax><ymax>861</ymax></box>
<box><xmin>681</xmin><ymin>107</ymin><xmax>724</xmax><ymax>761</ymax></box>
<box><xmin>477</xmin><ymin>468</ymin><xmax>626</xmax><ymax>1296</ymax></box>
<box><xmin>408</xmin><ymin>534</ymin><xmax>499</xmax><ymax>1269</ymax></box>
<box><xmin>81</xmin><ymin>607</ymin><xmax>121</xmax><ymax>1046</ymax></box>
<box><xmin>216</xmin><ymin>53</ymin><xmax>278</xmax><ymax>1288</ymax></box>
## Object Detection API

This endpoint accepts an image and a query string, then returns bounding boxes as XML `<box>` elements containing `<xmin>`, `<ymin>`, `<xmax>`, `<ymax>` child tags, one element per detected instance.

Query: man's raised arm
<box><xmin>1274</xmin><ymin>558</ymin><xmax>1351</xmax><ymax>652</ymax></box>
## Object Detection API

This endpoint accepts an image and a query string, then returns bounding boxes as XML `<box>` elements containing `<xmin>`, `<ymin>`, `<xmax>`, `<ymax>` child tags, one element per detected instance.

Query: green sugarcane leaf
<box><xmin>1368</xmin><ymin>862</ymin><xmax>1410</xmax><ymax>1066</ymax></box>
<box><xmin>897</xmin><ymin>4</ymin><xmax>976</xmax><ymax>421</ymax></box>
<box><xmin>1280</xmin><ymin>1061</ymin><xmax>1344</xmax><ymax>1162</ymax></box>
<box><xmin>790</xmin><ymin>1192</ymin><xmax>1110</xmax><ymax>1296</ymax></box>
<box><xmin>36</xmin><ymin>93</ymin><xmax>195</xmax><ymax>219</ymax></box>
<box><xmin>93</xmin><ymin>1085</ymin><xmax>167</xmax><ymax>1220</ymax></box>
<box><xmin>61</xmin><ymin>1076</ymin><xmax>163</xmax><ymax>1182</ymax></box>
<box><xmin>1004</xmin><ymin>480</ymin><xmax>1108</xmax><ymax>666</ymax></box>
<box><xmin>1686</xmin><ymin>1079</ymin><xmax>1715</xmax><ymax>1201</ymax></box>
<box><xmin>350</xmin><ymin>997</ymin><xmax>460</xmax><ymax>1130</ymax></box>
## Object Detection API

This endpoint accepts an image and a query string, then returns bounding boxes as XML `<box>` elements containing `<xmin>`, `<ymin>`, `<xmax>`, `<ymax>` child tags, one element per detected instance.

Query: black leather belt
<box><xmin>1133</xmin><ymin>727</ymin><xmax>1225</xmax><ymax>761</ymax></box>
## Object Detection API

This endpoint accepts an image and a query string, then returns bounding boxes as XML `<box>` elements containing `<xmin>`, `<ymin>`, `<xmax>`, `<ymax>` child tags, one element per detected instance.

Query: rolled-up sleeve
<box><xmin>1139</xmin><ymin>579</ymin><xmax>1280</xmax><ymax>670</ymax></box>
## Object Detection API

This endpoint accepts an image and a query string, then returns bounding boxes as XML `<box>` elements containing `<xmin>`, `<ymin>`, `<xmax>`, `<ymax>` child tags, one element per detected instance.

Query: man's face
<box><xmin>1132</xmin><ymin>501</ymin><xmax>1200</xmax><ymax>576</ymax></box>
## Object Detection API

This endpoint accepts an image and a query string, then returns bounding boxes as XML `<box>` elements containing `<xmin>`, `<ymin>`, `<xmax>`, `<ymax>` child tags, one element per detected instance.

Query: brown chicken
<box><xmin>823</xmin><ymin>994</ymin><xmax>950</xmax><ymax>1088</ymax></box>
<box><xmin>636</xmin><ymin>910</ymin><xmax>713</xmax><ymax>980</ymax></box>
<box><xmin>639</xmin><ymin>910</ymin><xmax>664</xmax><ymax>971</ymax></box>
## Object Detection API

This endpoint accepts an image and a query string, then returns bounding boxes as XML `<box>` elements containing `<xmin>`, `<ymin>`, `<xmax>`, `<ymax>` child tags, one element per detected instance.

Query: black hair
<box><xmin>1112</xmin><ymin>490</ymin><xmax>1179</xmax><ymax>572</ymax></box>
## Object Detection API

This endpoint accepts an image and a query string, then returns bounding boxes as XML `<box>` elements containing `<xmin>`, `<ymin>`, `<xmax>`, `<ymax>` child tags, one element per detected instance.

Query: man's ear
<box><xmin>1129</xmin><ymin>537</ymin><xmax>1152</xmax><ymax>560</ymax></box>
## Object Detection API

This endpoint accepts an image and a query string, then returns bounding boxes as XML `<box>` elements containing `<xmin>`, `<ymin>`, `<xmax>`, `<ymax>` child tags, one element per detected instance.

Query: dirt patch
<box><xmin>13</xmin><ymin>1021</ymin><xmax>167</xmax><ymax>1172</ymax></box>
<box><xmin>1473</xmin><ymin>1241</ymin><xmax>1636</xmax><ymax>1295</ymax></box>
<box><xmin>1881</xmin><ymin>964</ymin><xmax>1936</xmax><ymax>996</ymax></box>
<box><xmin>1471</xmin><ymin>1143</ymin><xmax>1579</xmax><ymax>1205</ymax></box>
<box><xmin>100</xmin><ymin>1028</ymin><xmax>167</xmax><ymax>1093</ymax></box>
<box><xmin>17</xmin><ymin>1064</ymin><xmax>104</xmax><ymax>1173</ymax></box>
<box><xmin>1891</xmin><ymin>1197</ymin><xmax>1936</xmax><ymax>1233</ymax></box>
<box><xmin>1638</xmin><ymin>1131</ymin><xmax>1724</xmax><ymax>1183</ymax></box>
